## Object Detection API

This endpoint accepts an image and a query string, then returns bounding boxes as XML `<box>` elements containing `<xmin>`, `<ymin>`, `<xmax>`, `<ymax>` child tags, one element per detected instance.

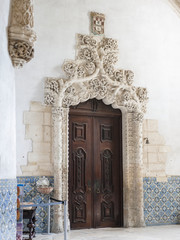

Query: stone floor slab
<box><xmin>34</xmin><ymin>225</ymin><xmax>180</xmax><ymax>240</ymax></box>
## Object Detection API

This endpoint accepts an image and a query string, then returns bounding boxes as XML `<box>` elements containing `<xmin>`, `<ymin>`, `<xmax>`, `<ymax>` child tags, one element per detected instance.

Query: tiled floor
<box><xmin>34</xmin><ymin>225</ymin><xmax>180</xmax><ymax>240</ymax></box>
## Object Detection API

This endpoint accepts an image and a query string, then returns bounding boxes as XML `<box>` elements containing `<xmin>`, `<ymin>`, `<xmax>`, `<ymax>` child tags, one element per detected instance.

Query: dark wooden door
<box><xmin>69</xmin><ymin>99</ymin><xmax>123</xmax><ymax>229</ymax></box>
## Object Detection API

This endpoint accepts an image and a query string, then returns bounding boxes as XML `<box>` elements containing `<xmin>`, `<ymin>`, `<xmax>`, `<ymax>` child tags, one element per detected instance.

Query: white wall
<box><xmin>0</xmin><ymin>0</ymin><xmax>16</xmax><ymax>179</ymax></box>
<box><xmin>16</xmin><ymin>0</ymin><xmax>180</xmax><ymax>176</ymax></box>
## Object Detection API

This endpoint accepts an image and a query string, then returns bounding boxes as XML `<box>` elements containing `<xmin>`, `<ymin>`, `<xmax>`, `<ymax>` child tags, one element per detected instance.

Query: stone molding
<box><xmin>44</xmin><ymin>13</ymin><xmax>148</xmax><ymax>232</ymax></box>
<box><xmin>8</xmin><ymin>0</ymin><xmax>36</xmax><ymax>68</ymax></box>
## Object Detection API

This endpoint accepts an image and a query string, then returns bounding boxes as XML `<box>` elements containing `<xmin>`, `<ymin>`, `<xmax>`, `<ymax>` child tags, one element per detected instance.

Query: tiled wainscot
<box><xmin>16</xmin><ymin>175</ymin><xmax>180</xmax><ymax>234</ymax></box>
<box><xmin>17</xmin><ymin>176</ymin><xmax>54</xmax><ymax>233</ymax></box>
<box><xmin>144</xmin><ymin>177</ymin><xmax>180</xmax><ymax>225</ymax></box>
<box><xmin>0</xmin><ymin>179</ymin><xmax>17</xmax><ymax>240</ymax></box>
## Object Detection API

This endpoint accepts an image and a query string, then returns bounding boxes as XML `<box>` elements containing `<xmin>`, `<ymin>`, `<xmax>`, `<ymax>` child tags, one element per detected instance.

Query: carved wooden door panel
<box><xmin>69</xmin><ymin>116</ymin><xmax>93</xmax><ymax>229</ymax></box>
<box><xmin>69</xmin><ymin>99</ymin><xmax>123</xmax><ymax>229</ymax></box>
<box><xmin>93</xmin><ymin>117</ymin><xmax>121</xmax><ymax>228</ymax></box>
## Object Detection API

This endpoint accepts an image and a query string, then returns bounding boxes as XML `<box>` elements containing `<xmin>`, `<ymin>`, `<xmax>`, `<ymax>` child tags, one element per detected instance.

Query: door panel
<box><xmin>69</xmin><ymin>116</ymin><xmax>92</xmax><ymax>229</ymax></box>
<box><xmin>69</xmin><ymin>99</ymin><xmax>123</xmax><ymax>229</ymax></box>
<box><xmin>93</xmin><ymin>117</ymin><xmax>120</xmax><ymax>228</ymax></box>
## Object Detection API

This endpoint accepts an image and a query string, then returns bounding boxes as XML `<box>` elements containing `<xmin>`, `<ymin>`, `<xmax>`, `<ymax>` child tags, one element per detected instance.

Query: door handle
<box><xmin>96</xmin><ymin>187</ymin><xmax>100</xmax><ymax>194</ymax></box>
<box><xmin>94</xmin><ymin>180</ymin><xmax>101</xmax><ymax>194</ymax></box>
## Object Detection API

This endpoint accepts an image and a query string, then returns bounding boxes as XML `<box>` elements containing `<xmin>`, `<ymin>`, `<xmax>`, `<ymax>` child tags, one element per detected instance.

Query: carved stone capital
<box><xmin>8</xmin><ymin>0</ymin><xmax>36</xmax><ymax>68</ymax></box>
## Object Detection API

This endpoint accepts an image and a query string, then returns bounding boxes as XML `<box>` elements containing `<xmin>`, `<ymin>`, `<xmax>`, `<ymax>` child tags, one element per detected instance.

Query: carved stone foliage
<box><xmin>45</xmin><ymin>32</ymin><xmax>148</xmax><ymax>122</ymax></box>
<box><xmin>8</xmin><ymin>0</ymin><xmax>36</xmax><ymax>68</ymax></box>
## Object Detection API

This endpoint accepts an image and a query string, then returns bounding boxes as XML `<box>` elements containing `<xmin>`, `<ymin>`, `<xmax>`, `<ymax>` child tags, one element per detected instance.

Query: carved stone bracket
<box><xmin>44</xmin><ymin>12</ymin><xmax>148</xmax><ymax>232</ymax></box>
<box><xmin>8</xmin><ymin>0</ymin><xmax>36</xmax><ymax>68</ymax></box>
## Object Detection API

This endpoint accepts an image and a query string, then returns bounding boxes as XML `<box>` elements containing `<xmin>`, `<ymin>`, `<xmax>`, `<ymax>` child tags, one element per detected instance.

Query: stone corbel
<box><xmin>8</xmin><ymin>0</ymin><xmax>36</xmax><ymax>68</ymax></box>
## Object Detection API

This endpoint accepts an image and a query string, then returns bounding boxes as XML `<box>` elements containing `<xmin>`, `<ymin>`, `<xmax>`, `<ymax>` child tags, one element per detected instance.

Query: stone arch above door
<box><xmin>44</xmin><ymin>12</ymin><xmax>148</xmax><ymax>232</ymax></box>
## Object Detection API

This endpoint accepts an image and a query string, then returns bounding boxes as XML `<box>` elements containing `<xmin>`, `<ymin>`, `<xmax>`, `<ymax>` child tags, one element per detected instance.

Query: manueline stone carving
<box><xmin>63</xmin><ymin>61</ymin><xmax>77</xmax><ymax>78</ymax></box>
<box><xmin>8</xmin><ymin>0</ymin><xmax>36</xmax><ymax>68</ymax></box>
<box><xmin>44</xmin><ymin>12</ymin><xmax>148</xmax><ymax>232</ymax></box>
<box><xmin>45</xmin><ymin>30</ymin><xmax>148</xmax><ymax>117</ymax></box>
<box><xmin>114</xmin><ymin>69</ymin><xmax>124</xmax><ymax>83</ymax></box>
<box><xmin>136</xmin><ymin>87</ymin><xmax>148</xmax><ymax>103</ymax></box>
<box><xmin>12</xmin><ymin>0</ymin><xmax>34</xmax><ymax>28</ymax></box>
<box><xmin>9</xmin><ymin>40</ymin><xmax>34</xmax><ymax>62</ymax></box>
<box><xmin>125</xmin><ymin>70</ymin><xmax>134</xmax><ymax>85</ymax></box>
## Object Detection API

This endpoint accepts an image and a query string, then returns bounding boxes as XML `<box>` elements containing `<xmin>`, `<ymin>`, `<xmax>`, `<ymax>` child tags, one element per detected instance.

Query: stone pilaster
<box><xmin>124</xmin><ymin>113</ymin><xmax>145</xmax><ymax>227</ymax></box>
<box><xmin>51</xmin><ymin>107</ymin><xmax>69</xmax><ymax>233</ymax></box>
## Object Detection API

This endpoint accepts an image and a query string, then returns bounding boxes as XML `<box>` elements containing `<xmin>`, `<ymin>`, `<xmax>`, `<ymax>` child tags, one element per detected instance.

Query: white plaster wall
<box><xmin>16</xmin><ymin>0</ymin><xmax>180</xmax><ymax>175</ymax></box>
<box><xmin>0</xmin><ymin>0</ymin><xmax>16</xmax><ymax>179</ymax></box>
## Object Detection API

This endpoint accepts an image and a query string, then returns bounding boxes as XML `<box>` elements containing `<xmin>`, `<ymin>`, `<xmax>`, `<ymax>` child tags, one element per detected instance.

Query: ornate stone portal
<box><xmin>44</xmin><ymin>12</ymin><xmax>148</xmax><ymax>232</ymax></box>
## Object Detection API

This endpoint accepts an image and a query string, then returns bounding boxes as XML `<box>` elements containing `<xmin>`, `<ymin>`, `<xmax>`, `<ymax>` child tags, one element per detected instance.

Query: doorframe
<box><xmin>50</xmin><ymin>103</ymin><xmax>145</xmax><ymax>232</ymax></box>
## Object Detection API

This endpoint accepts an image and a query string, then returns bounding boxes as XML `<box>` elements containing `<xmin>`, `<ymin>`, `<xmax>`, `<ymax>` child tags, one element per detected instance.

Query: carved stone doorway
<box><xmin>69</xmin><ymin>99</ymin><xmax>123</xmax><ymax>229</ymax></box>
<box><xmin>44</xmin><ymin>12</ymin><xmax>148</xmax><ymax>233</ymax></box>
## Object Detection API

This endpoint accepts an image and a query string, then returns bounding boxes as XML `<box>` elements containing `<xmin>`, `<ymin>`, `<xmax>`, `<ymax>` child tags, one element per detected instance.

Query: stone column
<box><xmin>51</xmin><ymin>106</ymin><xmax>69</xmax><ymax>233</ymax></box>
<box><xmin>133</xmin><ymin>113</ymin><xmax>145</xmax><ymax>227</ymax></box>
<box><xmin>124</xmin><ymin>112</ymin><xmax>145</xmax><ymax>227</ymax></box>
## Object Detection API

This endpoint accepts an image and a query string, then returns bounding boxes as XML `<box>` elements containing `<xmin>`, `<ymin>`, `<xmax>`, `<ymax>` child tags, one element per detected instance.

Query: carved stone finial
<box><xmin>8</xmin><ymin>0</ymin><xmax>36</xmax><ymax>68</ymax></box>
<box><xmin>90</xmin><ymin>12</ymin><xmax>105</xmax><ymax>35</ymax></box>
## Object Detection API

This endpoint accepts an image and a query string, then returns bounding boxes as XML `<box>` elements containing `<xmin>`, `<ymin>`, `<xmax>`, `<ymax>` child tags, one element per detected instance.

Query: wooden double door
<box><xmin>69</xmin><ymin>99</ymin><xmax>123</xmax><ymax>229</ymax></box>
